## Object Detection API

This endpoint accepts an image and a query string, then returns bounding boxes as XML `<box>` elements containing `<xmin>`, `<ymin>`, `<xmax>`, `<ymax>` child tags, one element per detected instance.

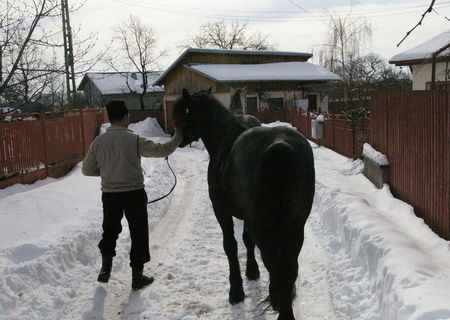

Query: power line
<box><xmin>109</xmin><ymin>0</ymin><xmax>450</xmax><ymax>22</ymax></box>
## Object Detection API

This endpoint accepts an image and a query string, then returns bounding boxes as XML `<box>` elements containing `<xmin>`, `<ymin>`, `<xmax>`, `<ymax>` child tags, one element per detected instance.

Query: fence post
<box><xmin>352</xmin><ymin>121</ymin><xmax>356</xmax><ymax>159</ymax></box>
<box><xmin>79</xmin><ymin>108</ymin><xmax>86</xmax><ymax>153</ymax></box>
<box><xmin>39</xmin><ymin>112</ymin><xmax>49</xmax><ymax>177</ymax></box>
<box><xmin>331</xmin><ymin>117</ymin><xmax>335</xmax><ymax>150</ymax></box>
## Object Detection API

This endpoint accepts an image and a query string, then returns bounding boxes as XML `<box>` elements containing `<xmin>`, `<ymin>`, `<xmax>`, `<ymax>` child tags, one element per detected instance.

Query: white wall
<box><xmin>412</xmin><ymin>62</ymin><xmax>448</xmax><ymax>90</ymax></box>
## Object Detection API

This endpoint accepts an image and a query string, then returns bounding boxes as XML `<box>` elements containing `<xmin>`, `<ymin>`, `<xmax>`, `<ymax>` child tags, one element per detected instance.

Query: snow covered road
<box><xmin>1</xmin><ymin>119</ymin><xmax>449</xmax><ymax>320</ymax></box>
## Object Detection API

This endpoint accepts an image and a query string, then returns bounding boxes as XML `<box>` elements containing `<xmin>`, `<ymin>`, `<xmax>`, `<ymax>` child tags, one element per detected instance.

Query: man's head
<box><xmin>106</xmin><ymin>100</ymin><xmax>129</xmax><ymax>124</ymax></box>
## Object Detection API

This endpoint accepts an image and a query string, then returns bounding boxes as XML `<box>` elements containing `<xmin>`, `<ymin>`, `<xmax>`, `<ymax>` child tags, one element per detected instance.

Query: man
<box><xmin>82</xmin><ymin>100</ymin><xmax>183</xmax><ymax>290</ymax></box>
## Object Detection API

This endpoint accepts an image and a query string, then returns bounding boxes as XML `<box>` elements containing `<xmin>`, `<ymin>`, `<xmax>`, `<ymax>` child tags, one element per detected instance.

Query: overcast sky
<box><xmin>71</xmin><ymin>0</ymin><xmax>450</xmax><ymax>71</ymax></box>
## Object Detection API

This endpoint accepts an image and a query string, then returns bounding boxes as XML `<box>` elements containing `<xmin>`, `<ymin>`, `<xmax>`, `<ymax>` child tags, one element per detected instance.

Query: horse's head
<box><xmin>172</xmin><ymin>88</ymin><xmax>205</xmax><ymax>147</ymax></box>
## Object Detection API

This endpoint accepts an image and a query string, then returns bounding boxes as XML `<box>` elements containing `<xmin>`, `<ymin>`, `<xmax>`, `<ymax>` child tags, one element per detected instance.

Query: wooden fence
<box><xmin>248</xmin><ymin>109</ymin><xmax>370</xmax><ymax>159</ymax></box>
<box><xmin>0</xmin><ymin>108</ymin><xmax>107</xmax><ymax>188</ymax></box>
<box><xmin>1</xmin><ymin>95</ymin><xmax>448</xmax><ymax>240</ymax></box>
<box><xmin>371</xmin><ymin>91</ymin><xmax>449</xmax><ymax>240</ymax></box>
<box><xmin>250</xmin><ymin>96</ymin><xmax>449</xmax><ymax>240</ymax></box>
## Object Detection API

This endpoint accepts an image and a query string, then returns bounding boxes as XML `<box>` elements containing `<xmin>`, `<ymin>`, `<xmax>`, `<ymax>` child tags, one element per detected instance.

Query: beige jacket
<box><xmin>82</xmin><ymin>126</ymin><xmax>183</xmax><ymax>193</ymax></box>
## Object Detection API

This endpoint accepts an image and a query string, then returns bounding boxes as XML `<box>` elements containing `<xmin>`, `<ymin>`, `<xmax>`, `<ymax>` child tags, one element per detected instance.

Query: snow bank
<box><xmin>99</xmin><ymin>117</ymin><xmax>166</xmax><ymax>137</ymax></box>
<box><xmin>262</xmin><ymin>120</ymin><xmax>294</xmax><ymax>128</ymax></box>
<box><xmin>1</xmin><ymin>118</ymin><xmax>450</xmax><ymax>320</ymax></box>
<box><xmin>314</xmin><ymin>146</ymin><xmax>450</xmax><ymax>320</ymax></box>
<box><xmin>128</xmin><ymin>117</ymin><xmax>166</xmax><ymax>137</ymax></box>
<box><xmin>0</xmin><ymin>117</ymin><xmax>179</xmax><ymax>319</ymax></box>
<box><xmin>99</xmin><ymin>123</ymin><xmax>110</xmax><ymax>134</ymax></box>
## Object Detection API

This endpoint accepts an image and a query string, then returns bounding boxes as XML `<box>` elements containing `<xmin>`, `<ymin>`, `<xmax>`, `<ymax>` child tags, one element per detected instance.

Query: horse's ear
<box><xmin>182</xmin><ymin>88</ymin><xmax>191</xmax><ymax>100</ymax></box>
<box><xmin>207</xmin><ymin>87</ymin><xmax>212</xmax><ymax>95</ymax></box>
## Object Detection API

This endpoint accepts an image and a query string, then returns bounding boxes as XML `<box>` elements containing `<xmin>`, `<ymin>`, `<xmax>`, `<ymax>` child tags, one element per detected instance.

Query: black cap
<box><xmin>106</xmin><ymin>100</ymin><xmax>128</xmax><ymax>122</ymax></box>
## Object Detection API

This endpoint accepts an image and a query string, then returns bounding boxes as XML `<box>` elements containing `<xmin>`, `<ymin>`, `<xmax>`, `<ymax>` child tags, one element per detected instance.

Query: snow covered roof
<box><xmin>390</xmin><ymin>30</ymin><xmax>450</xmax><ymax>65</ymax></box>
<box><xmin>184</xmin><ymin>62</ymin><xmax>340</xmax><ymax>82</ymax></box>
<box><xmin>78</xmin><ymin>72</ymin><xmax>164</xmax><ymax>95</ymax></box>
<box><xmin>155</xmin><ymin>48</ymin><xmax>313</xmax><ymax>85</ymax></box>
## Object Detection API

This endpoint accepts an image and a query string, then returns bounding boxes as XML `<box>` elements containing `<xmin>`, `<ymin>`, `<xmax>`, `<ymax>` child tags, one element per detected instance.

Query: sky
<box><xmin>70</xmin><ymin>0</ymin><xmax>450</xmax><ymax>72</ymax></box>
<box><xmin>1</xmin><ymin>118</ymin><xmax>449</xmax><ymax>319</ymax></box>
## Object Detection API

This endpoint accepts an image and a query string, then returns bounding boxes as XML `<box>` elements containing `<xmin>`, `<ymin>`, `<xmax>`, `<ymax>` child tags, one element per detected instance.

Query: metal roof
<box><xmin>184</xmin><ymin>62</ymin><xmax>340</xmax><ymax>83</ymax></box>
<box><xmin>154</xmin><ymin>48</ymin><xmax>313</xmax><ymax>85</ymax></box>
<box><xmin>78</xmin><ymin>72</ymin><xmax>164</xmax><ymax>95</ymax></box>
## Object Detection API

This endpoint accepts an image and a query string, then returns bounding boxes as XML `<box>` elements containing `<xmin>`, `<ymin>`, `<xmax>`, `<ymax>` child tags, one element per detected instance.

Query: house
<box><xmin>155</xmin><ymin>48</ymin><xmax>340</xmax><ymax>131</ymax></box>
<box><xmin>77</xmin><ymin>72</ymin><xmax>164</xmax><ymax>110</ymax></box>
<box><xmin>390</xmin><ymin>30</ymin><xmax>450</xmax><ymax>90</ymax></box>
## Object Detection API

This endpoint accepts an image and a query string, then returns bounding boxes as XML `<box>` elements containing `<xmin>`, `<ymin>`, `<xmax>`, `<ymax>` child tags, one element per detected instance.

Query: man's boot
<box><xmin>97</xmin><ymin>255</ymin><xmax>113</xmax><ymax>283</ymax></box>
<box><xmin>131</xmin><ymin>265</ymin><xmax>154</xmax><ymax>290</ymax></box>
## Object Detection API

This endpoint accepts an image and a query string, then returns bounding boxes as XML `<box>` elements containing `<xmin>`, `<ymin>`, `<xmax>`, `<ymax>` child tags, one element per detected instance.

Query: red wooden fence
<box><xmin>0</xmin><ymin>108</ymin><xmax>107</xmax><ymax>188</ymax></box>
<box><xmin>250</xmin><ymin>100</ymin><xmax>449</xmax><ymax>240</ymax></box>
<box><xmin>371</xmin><ymin>91</ymin><xmax>449</xmax><ymax>240</ymax></box>
<box><xmin>248</xmin><ymin>109</ymin><xmax>369</xmax><ymax>159</ymax></box>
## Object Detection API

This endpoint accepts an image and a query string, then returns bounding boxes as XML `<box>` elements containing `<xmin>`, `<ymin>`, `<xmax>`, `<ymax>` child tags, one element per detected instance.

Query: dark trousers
<box><xmin>99</xmin><ymin>189</ymin><xmax>150</xmax><ymax>268</ymax></box>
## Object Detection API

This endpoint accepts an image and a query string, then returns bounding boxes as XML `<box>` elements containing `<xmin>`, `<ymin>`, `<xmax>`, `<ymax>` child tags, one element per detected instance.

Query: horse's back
<box><xmin>234</xmin><ymin>114</ymin><xmax>261</xmax><ymax>130</ymax></box>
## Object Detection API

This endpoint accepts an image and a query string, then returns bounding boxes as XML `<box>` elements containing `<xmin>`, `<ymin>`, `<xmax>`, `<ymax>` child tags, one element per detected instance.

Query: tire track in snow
<box><xmin>100</xmin><ymin>148</ymin><xmax>340</xmax><ymax>320</ymax></box>
<box><xmin>99</xmin><ymin>152</ymin><xmax>205</xmax><ymax>320</ymax></box>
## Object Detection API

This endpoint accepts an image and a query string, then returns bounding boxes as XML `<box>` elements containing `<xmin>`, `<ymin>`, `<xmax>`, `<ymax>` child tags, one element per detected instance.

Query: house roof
<box><xmin>78</xmin><ymin>72</ymin><xmax>164</xmax><ymax>95</ymax></box>
<box><xmin>155</xmin><ymin>48</ymin><xmax>313</xmax><ymax>85</ymax></box>
<box><xmin>184</xmin><ymin>62</ymin><xmax>340</xmax><ymax>82</ymax></box>
<box><xmin>390</xmin><ymin>30</ymin><xmax>450</xmax><ymax>66</ymax></box>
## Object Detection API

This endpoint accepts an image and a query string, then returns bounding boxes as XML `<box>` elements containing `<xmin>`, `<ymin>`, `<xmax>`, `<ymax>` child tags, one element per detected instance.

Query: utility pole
<box><xmin>61</xmin><ymin>0</ymin><xmax>76</xmax><ymax>107</ymax></box>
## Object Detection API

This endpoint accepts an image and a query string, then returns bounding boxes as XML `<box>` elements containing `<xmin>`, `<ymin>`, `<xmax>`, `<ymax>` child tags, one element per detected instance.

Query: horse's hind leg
<box><xmin>278</xmin><ymin>307</ymin><xmax>295</xmax><ymax>320</ymax></box>
<box><xmin>217</xmin><ymin>215</ymin><xmax>245</xmax><ymax>304</ymax></box>
<box><xmin>243</xmin><ymin>222</ymin><xmax>260</xmax><ymax>280</ymax></box>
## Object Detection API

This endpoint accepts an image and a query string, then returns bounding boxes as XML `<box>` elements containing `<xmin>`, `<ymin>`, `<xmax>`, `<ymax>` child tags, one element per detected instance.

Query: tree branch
<box><xmin>397</xmin><ymin>0</ymin><xmax>436</xmax><ymax>47</ymax></box>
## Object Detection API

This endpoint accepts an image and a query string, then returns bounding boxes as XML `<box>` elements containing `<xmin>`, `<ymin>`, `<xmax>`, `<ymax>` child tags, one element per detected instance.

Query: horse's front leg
<box><xmin>217</xmin><ymin>215</ymin><xmax>245</xmax><ymax>304</ymax></box>
<box><xmin>243</xmin><ymin>222</ymin><xmax>259</xmax><ymax>280</ymax></box>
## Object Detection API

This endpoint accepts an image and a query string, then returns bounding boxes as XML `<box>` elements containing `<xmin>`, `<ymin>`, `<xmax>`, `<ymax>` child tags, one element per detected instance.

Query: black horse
<box><xmin>173</xmin><ymin>89</ymin><xmax>315</xmax><ymax>320</ymax></box>
<box><xmin>229</xmin><ymin>87</ymin><xmax>261</xmax><ymax>129</ymax></box>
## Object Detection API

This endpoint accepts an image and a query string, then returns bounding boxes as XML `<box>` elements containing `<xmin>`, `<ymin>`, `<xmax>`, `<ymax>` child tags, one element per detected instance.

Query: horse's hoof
<box><xmin>246</xmin><ymin>268</ymin><xmax>260</xmax><ymax>281</ymax></box>
<box><xmin>228</xmin><ymin>290</ymin><xmax>245</xmax><ymax>305</ymax></box>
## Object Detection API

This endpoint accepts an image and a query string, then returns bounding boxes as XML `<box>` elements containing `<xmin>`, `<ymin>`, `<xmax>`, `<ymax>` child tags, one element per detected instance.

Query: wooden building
<box><xmin>155</xmin><ymin>48</ymin><xmax>340</xmax><ymax>131</ymax></box>
<box><xmin>78</xmin><ymin>72</ymin><xmax>164</xmax><ymax>110</ymax></box>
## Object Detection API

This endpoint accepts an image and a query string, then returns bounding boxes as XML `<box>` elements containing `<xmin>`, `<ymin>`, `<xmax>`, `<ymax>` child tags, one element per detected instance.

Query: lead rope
<box><xmin>146</xmin><ymin>156</ymin><xmax>177</xmax><ymax>204</ymax></box>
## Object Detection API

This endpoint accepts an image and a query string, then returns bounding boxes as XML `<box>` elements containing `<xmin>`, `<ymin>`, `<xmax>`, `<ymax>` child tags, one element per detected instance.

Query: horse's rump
<box><xmin>230</xmin><ymin>126</ymin><xmax>315</xmax><ymax>226</ymax></box>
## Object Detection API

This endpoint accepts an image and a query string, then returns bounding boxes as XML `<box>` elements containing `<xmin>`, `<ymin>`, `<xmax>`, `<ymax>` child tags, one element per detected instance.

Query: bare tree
<box><xmin>315</xmin><ymin>14</ymin><xmax>372</xmax><ymax>109</ymax></box>
<box><xmin>182</xmin><ymin>20</ymin><xmax>275</xmax><ymax>51</ymax></box>
<box><xmin>0</xmin><ymin>0</ymin><xmax>107</xmax><ymax>111</ymax></box>
<box><xmin>107</xmin><ymin>15</ymin><xmax>166</xmax><ymax>110</ymax></box>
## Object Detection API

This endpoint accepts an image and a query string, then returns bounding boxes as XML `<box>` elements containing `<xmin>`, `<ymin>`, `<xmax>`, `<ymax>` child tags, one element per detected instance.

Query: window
<box><xmin>268</xmin><ymin>97</ymin><xmax>284</xmax><ymax>110</ymax></box>
<box><xmin>306</xmin><ymin>94</ymin><xmax>317</xmax><ymax>111</ymax></box>
<box><xmin>246</xmin><ymin>96</ymin><xmax>258</xmax><ymax>111</ymax></box>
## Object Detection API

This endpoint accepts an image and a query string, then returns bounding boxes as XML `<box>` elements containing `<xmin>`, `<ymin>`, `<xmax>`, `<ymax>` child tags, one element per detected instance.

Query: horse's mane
<box><xmin>192</xmin><ymin>92</ymin><xmax>235</xmax><ymax>122</ymax></box>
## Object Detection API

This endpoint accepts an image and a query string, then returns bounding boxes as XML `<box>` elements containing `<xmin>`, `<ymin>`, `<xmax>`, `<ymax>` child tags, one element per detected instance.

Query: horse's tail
<box><xmin>258</xmin><ymin>141</ymin><xmax>296</xmax><ymax>215</ymax></box>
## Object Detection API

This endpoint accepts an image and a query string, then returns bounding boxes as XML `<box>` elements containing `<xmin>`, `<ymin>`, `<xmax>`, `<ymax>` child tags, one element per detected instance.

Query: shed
<box><xmin>77</xmin><ymin>72</ymin><xmax>164</xmax><ymax>110</ymax></box>
<box><xmin>155</xmin><ymin>48</ymin><xmax>340</xmax><ymax>131</ymax></box>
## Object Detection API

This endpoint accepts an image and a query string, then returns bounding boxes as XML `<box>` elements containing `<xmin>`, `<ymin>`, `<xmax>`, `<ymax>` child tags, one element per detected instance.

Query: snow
<box><xmin>82</xmin><ymin>72</ymin><xmax>164</xmax><ymax>95</ymax></box>
<box><xmin>186</xmin><ymin>61</ymin><xmax>341</xmax><ymax>82</ymax></box>
<box><xmin>363</xmin><ymin>143</ymin><xmax>389</xmax><ymax>166</ymax></box>
<box><xmin>1</xmin><ymin>117</ymin><xmax>449</xmax><ymax>320</ymax></box>
<box><xmin>390</xmin><ymin>30</ymin><xmax>450</xmax><ymax>63</ymax></box>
